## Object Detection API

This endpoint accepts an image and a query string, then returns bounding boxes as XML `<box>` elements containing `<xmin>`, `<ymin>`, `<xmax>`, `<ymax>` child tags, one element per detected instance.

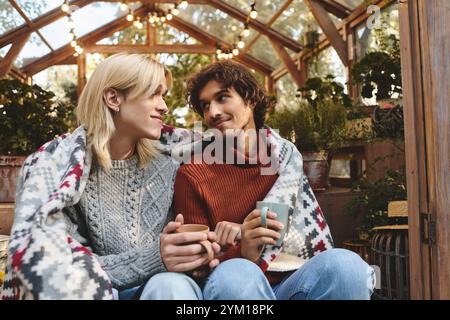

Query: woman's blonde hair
<box><xmin>77</xmin><ymin>53</ymin><xmax>172</xmax><ymax>170</ymax></box>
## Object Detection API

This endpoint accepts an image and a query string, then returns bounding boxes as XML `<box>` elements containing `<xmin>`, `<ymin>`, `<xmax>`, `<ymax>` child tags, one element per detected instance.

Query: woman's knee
<box><xmin>140</xmin><ymin>272</ymin><xmax>202</xmax><ymax>300</ymax></box>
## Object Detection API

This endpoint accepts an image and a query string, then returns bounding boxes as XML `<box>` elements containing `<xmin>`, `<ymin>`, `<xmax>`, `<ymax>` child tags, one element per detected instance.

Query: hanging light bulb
<box><xmin>228</xmin><ymin>52</ymin><xmax>234</xmax><ymax>59</ymax></box>
<box><xmin>70</xmin><ymin>40</ymin><xmax>77</xmax><ymax>47</ymax></box>
<box><xmin>216</xmin><ymin>48</ymin><xmax>222</xmax><ymax>55</ymax></box>
<box><xmin>119</xmin><ymin>2</ymin><xmax>128</xmax><ymax>11</ymax></box>
<box><xmin>237</xmin><ymin>37</ymin><xmax>245</xmax><ymax>49</ymax></box>
<box><xmin>126</xmin><ymin>8</ymin><xmax>134</xmax><ymax>21</ymax></box>
<box><xmin>149</xmin><ymin>15</ymin><xmax>155</xmax><ymax>24</ymax></box>
<box><xmin>241</xmin><ymin>23</ymin><xmax>250</xmax><ymax>37</ymax></box>
<box><xmin>249</xmin><ymin>2</ymin><xmax>257</xmax><ymax>19</ymax></box>
<box><xmin>166</xmin><ymin>10</ymin><xmax>173</xmax><ymax>21</ymax></box>
<box><xmin>180</xmin><ymin>1</ymin><xmax>188</xmax><ymax>9</ymax></box>
<box><xmin>232</xmin><ymin>48</ymin><xmax>239</xmax><ymax>56</ymax></box>
<box><xmin>160</xmin><ymin>16</ymin><xmax>166</xmax><ymax>23</ymax></box>
<box><xmin>61</xmin><ymin>1</ymin><xmax>70</xmax><ymax>13</ymax></box>
<box><xmin>173</xmin><ymin>4</ymin><xmax>179</xmax><ymax>16</ymax></box>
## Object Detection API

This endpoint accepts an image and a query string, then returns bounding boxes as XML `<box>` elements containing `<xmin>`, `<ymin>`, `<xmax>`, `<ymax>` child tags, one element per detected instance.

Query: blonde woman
<box><xmin>1</xmin><ymin>53</ymin><xmax>218</xmax><ymax>300</ymax></box>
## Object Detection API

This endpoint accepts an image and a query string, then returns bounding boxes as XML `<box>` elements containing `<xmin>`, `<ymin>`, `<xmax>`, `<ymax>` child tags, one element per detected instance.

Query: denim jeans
<box><xmin>113</xmin><ymin>248</ymin><xmax>375</xmax><ymax>300</ymax></box>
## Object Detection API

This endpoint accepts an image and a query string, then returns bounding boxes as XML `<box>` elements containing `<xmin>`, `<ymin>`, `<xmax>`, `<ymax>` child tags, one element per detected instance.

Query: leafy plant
<box><xmin>351</xmin><ymin>26</ymin><xmax>402</xmax><ymax>101</ymax></box>
<box><xmin>351</xmin><ymin>51</ymin><xmax>402</xmax><ymax>100</ymax></box>
<box><xmin>346</xmin><ymin>165</ymin><xmax>407</xmax><ymax>236</ymax></box>
<box><xmin>0</xmin><ymin>79</ymin><xmax>76</xmax><ymax>156</ymax></box>
<box><xmin>267</xmin><ymin>99</ymin><xmax>347</xmax><ymax>153</ymax></box>
<box><xmin>300</xmin><ymin>75</ymin><xmax>352</xmax><ymax>109</ymax></box>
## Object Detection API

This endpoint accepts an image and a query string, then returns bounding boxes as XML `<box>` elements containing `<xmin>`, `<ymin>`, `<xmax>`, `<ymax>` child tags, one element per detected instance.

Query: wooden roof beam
<box><xmin>269</xmin><ymin>39</ymin><xmax>304</xmax><ymax>88</ymax></box>
<box><xmin>166</xmin><ymin>14</ymin><xmax>273</xmax><ymax>75</ymax></box>
<box><xmin>8</xmin><ymin>0</ymin><xmax>54</xmax><ymax>51</ymax></box>
<box><xmin>304</xmin><ymin>0</ymin><xmax>349</xmax><ymax>66</ymax></box>
<box><xmin>0</xmin><ymin>0</ymin><xmax>94</xmax><ymax>49</ymax></box>
<box><xmin>86</xmin><ymin>44</ymin><xmax>217</xmax><ymax>54</ymax></box>
<box><xmin>316</xmin><ymin>0</ymin><xmax>352</xmax><ymax>19</ymax></box>
<box><xmin>241</xmin><ymin>0</ymin><xmax>294</xmax><ymax>55</ymax></box>
<box><xmin>0</xmin><ymin>33</ymin><xmax>30</xmax><ymax>78</ymax></box>
<box><xmin>22</xmin><ymin>6</ymin><xmax>149</xmax><ymax>75</ymax></box>
<box><xmin>205</xmin><ymin>0</ymin><xmax>303</xmax><ymax>53</ymax></box>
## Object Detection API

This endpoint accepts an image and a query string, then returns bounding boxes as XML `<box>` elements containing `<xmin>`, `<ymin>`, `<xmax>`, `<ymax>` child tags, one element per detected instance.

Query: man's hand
<box><xmin>240</xmin><ymin>209</ymin><xmax>284</xmax><ymax>262</ymax></box>
<box><xmin>160</xmin><ymin>214</ymin><xmax>221</xmax><ymax>273</ymax></box>
<box><xmin>214</xmin><ymin>221</ymin><xmax>242</xmax><ymax>248</ymax></box>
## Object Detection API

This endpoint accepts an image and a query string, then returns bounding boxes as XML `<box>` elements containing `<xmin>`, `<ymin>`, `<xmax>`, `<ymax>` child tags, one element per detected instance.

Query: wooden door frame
<box><xmin>399</xmin><ymin>0</ymin><xmax>450</xmax><ymax>299</ymax></box>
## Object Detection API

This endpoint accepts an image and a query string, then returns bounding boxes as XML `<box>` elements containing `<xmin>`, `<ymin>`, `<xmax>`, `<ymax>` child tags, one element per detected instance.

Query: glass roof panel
<box><xmin>14</xmin><ymin>32</ymin><xmax>51</xmax><ymax>68</ymax></box>
<box><xmin>272</xmin><ymin>0</ymin><xmax>322</xmax><ymax>43</ymax></box>
<box><xmin>248</xmin><ymin>36</ymin><xmax>280</xmax><ymax>69</ymax></box>
<box><xmin>225</xmin><ymin>0</ymin><xmax>288</xmax><ymax>24</ymax></box>
<box><xmin>0</xmin><ymin>0</ymin><xmax>26</xmax><ymax>36</ymax></box>
<box><xmin>71</xmin><ymin>2</ymin><xmax>124</xmax><ymax>38</ymax></box>
<box><xmin>39</xmin><ymin>2</ymin><xmax>129</xmax><ymax>49</ymax></box>
<box><xmin>15</xmin><ymin>0</ymin><xmax>61</xmax><ymax>20</ymax></box>
<box><xmin>157</xmin><ymin>24</ymin><xmax>198</xmax><ymax>45</ymax></box>
<box><xmin>0</xmin><ymin>44</ymin><xmax>12</xmax><ymax>58</ymax></box>
<box><xmin>176</xmin><ymin>4</ymin><xmax>244</xmax><ymax>44</ymax></box>
<box><xmin>97</xmin><ymin>23</ymin><xmax>147</xmax><ymax>45</ymax></box>
<box><xmin>38</xmin><ymin>17</ymin><xmax>71</xmax><ymax>50</ymax></box>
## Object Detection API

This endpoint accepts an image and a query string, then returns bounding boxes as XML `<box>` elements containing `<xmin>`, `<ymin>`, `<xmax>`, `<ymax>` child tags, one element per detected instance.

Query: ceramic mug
<box><xmin>175</xmin><ymin>224</ymin><xmax>214</xmax><ymax>261</ymax></box>
<box><xmin>256</xmin><ymin>201</ymin><xmax>290</xmax><ymax>247</ymax></box>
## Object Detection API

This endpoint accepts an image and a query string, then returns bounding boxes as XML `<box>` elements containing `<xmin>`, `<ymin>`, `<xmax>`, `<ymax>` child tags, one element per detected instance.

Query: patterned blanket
<box><xmin>1</xmin><ymin>125</ymin><xmax>333</xmax><ymax>299</ymax></box>
<box><xmin>1</xmin><ymin>126</ymin><xmax>112</xmax><ymax>300</ymax></box>
<box><xmin>159</xmin><ymin>125</ymin><xmax>334</xmax><ymax>272</ymax></box>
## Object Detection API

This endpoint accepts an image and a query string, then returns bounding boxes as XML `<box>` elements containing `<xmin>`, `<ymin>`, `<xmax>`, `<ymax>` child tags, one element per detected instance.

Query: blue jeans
<box><xmin>113</xmin><ymin>248</ymin><xmax>375</xmax><ymax>300</ymax></box>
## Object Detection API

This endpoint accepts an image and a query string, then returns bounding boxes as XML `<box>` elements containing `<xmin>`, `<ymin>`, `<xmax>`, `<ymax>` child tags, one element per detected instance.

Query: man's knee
<box><xmin>204</xmin><ymin>258</ymin><xmax>274</xmax><ymax>300</ymax></box>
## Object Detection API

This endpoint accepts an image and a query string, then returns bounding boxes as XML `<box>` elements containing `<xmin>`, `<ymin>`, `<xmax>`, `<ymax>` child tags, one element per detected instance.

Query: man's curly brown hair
<box><xmin>186</xmin><ymin>60</ymin><xmax>271</xmax><ymax>129</ymax></box>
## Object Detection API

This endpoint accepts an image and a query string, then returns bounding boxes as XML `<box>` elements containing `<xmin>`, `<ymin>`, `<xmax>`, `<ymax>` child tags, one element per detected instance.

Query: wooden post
<box><xmin>264</xmin><ymin>75</ymin><xmax>274</xmax><ymax>95</ymax></box>
<box><xmin>399</xmin><ymin>0</ymin><xmax>450</xmax><ymax>299</ymax></box>
<box><xmin>77</xmin><ymin>53</ymin><xmax>87</xmax><ymax>97</ymax></box>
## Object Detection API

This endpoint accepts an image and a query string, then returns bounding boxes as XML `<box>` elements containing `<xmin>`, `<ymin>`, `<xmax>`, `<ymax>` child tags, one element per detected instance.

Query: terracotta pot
<box><xmin>302</xmin><ymin>151</ymin><xmax>330</xmax><ymax>191</ymax></box>
<box><xmin>0</xmin><ymin>156</ymin><xmax>26</xmax><ymax>203</ymax></box>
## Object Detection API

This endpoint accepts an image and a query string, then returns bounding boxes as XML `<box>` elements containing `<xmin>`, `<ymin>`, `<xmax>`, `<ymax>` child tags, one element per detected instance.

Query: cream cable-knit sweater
<box><xmin>64</xmin><ymin>153</ymin><xmax>178</xmax><ymax>290</ymax></box>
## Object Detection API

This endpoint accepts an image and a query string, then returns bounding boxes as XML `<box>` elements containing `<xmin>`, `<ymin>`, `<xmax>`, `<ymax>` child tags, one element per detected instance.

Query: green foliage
<box><xmin>300</xmin><ymin>75</ymin><xmax>352</xmax><ymax>109</ymax></box>
<box><xmin>351</xmin><ymin>24</ymin><xmax>402</xmax><ymax>101</ymax></box>
<box><xmin>351</xmin><ymin>51</ymin><xmax>402</xmax><ymax>100</ymax></box>
<box><xmin>266</xmin><ymin>99</ymin><xmax>347</xmax><ymax>153</ymax></box>
<box><xmin>346</xmin><ymin>166</ymin><xmax>407</xmax><ymax>235</ymax></box>
<box><xmin>0</xmin><ymin>79</ymin><xmax>77</xmax><ymax>156</ymax></box>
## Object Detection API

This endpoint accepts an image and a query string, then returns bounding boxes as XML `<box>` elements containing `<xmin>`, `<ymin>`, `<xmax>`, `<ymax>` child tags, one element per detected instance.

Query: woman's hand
<box><xmin>240</xmin><ymin>209</ymin><xmax>284</xmax><ymax>262</ymax></box>
<box><xmin>160</xmin><ymin>214</ymin><xmax>221</xmax><ymax>273</ymax></box>
<box><xmin>214</xmin><ymin>221</ymin><xmax>242</xmax><ymax>248</ymax></box>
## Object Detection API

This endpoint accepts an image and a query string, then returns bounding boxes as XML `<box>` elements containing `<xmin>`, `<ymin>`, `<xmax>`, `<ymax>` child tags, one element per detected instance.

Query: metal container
<box><xmin>370</xmin><ymin>225</ymin><xmax>409</xmax><ymax>300</ymax></box>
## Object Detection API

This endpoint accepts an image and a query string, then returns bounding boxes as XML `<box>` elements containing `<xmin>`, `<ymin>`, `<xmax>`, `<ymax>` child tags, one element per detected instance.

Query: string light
<box><xmin>180</xmin><ymin>0</ymin><xmax>189</xmax><ymax>9</ymax></box>
<box><xmin>61</xmin><ymin>0</ymin><xmax>70</xmax><ymax>13</ymax></box>
<box><xmin>172</xmin><ymin>4</ymin><xmax>180</xmax><ymax>16</ymax></box>
<box><xmin>126</xmin><ymin>8</ymin><xmax>134</xmax><ymax>22</ymax></box>
<box><xmin>237</xmin><ymin>36</ymin><xmax>245</xmax><ymax>49</ymax></box>
<box><xmin>249</xmin><ymin>1</ymin><xmax>258</xmax><ymax>19</ymax></box>
<box><xmin>241</xmin><ymin>23</ymin><xmax>250</xmax><ymax>37</ymax></box>
<box><xmin>166</xmin><ymin>10</ymin><xmax>173</xmax><ymax>21</ymax></box>
<box><xmin>119</xmin><ymin>2</ymin><xmax>128</xmax><ymax>11</ymax></box>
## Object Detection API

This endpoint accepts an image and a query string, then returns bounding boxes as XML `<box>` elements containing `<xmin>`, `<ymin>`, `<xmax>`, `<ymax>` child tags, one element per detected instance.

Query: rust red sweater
<box><xmin>173</xmin><ymin>158</ymin><xmax>286</xmax><ymax>284</ymax></box>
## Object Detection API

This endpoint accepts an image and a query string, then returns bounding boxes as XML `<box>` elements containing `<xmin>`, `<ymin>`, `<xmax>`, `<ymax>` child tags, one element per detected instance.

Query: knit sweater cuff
<box><xmin>140</xmin><ymin>236</ymin><xmax>167</xmax><ymax>275</ymax></box>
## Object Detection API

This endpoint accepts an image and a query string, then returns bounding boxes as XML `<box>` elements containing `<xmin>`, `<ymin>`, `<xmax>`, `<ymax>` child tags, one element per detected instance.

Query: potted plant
<box><xmin>267</xmin><ymin>98</ymin><xmax>347</xmax><ymax>191</ymax></box>
<box><xmin>345</xmin><ymin>166</ymin><xmax>407</xmax><ymax>238</ymax></box>
<box><xmin>0</xmin><ymin>79</ymin><xmax>76</xmax><ymax>203</ymax></box>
